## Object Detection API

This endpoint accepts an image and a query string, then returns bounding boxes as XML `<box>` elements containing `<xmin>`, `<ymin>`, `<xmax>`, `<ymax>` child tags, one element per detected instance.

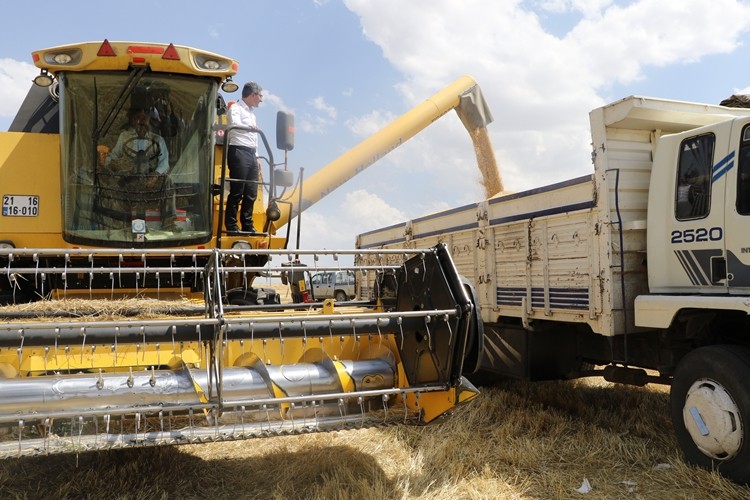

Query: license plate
<box><xmin>2</xmin><ymin>195</ymin><xmax>39</xmax><ymax>217</ymax></box>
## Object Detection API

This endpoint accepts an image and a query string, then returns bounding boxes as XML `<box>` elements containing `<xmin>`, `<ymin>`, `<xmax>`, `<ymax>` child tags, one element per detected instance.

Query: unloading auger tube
<box><xmin>0</xmin><ymin>244</ymin><xmax>480</xmax><ymax>458</ymax></box>
<box><xmin>269</xmin><ymin>75</ymin><xmax>497</xmax><ymax>232</ymax></box>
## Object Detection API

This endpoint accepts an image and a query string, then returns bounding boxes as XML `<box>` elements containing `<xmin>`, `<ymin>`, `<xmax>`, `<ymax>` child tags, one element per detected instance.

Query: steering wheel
<box><xmin>122</xmin><ymin>136</ymin><xmax>161</xmax><ymax>165</ymax></box>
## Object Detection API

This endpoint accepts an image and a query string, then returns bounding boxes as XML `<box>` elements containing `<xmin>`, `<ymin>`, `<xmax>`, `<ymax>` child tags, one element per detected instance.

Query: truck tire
<box><xmin>334</xmin><ymin>290</ymin><xmax>347</xmax><ymax>302</ymax></box>
<box><xmin>670</xmin><ymin>344</ymin><xmax>750</xmax><ymax>484</ymax></box>
<box><xmin>460</xmin><ymin>278</ymin><xmax>483</xmax><ymax>376</ymax></box>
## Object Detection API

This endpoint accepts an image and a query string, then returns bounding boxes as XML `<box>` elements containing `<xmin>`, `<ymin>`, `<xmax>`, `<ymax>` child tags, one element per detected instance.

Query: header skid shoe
<box><xmin>0</xmin><ymin>244</ymin><xmax>480</xmax><ymax>457</ymax></box>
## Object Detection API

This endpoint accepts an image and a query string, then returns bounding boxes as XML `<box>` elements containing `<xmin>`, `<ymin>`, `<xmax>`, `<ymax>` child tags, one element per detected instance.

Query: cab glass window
<box><xmin>675</xmin><ymin>133</ymin><xmax>714</xmax><ymax>220</ymax></box>
<box><xmin>736</xmin><ymin>125</ymin><xmax>750</xmax><ymax>215</ymax></box>
<box><xmin>59</xmin><ymin>72</ymin><xmax>217</xmax><ymax>247</ymax></box>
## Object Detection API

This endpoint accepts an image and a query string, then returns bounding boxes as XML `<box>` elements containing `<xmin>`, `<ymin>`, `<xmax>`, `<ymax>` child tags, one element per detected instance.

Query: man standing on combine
<box><xmin>225</xmin><ymin>81</ymin><xmax>263</xmax><ymax>234</ymax></box>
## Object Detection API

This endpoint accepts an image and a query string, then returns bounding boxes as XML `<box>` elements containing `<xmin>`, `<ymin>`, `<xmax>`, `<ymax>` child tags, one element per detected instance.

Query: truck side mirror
<box><xmin>276</xmin><ymin>111</ymin><xmax>294</xmax><ymax>151</ymax></box>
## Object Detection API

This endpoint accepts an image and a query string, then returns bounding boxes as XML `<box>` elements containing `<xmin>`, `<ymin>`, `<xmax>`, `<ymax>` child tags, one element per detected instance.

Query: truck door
<box><xmin>311</xmin><ymin>272</ymin><xmax>333</xmax><ymax>300</ymax></box>
<box><xmin>667</xmin><ymin>122</ymin><xmax>731</xmax><ymax>293</ymax></box>
<box><xmin>723</xmin><ymin>118</ymin><xmax>750</xmax><ymax>293</ymax></box>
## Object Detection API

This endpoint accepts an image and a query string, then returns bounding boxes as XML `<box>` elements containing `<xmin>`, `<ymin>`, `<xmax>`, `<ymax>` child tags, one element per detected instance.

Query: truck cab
<box><xmin>310</xmin><ymin>270</ymin><xmax>355</xmax><ymax>301</ymax></box>
<box><xmin>648</xmin><ymin>115</ymin><xmax>750</xmax><ymax>294</ymax></box>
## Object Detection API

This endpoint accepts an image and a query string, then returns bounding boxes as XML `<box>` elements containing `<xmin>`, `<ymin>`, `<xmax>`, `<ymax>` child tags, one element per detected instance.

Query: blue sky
<box><xmin>2</xmin><ymin>0</ymin><xmax>750</xmax><ymax>256</ymax></box>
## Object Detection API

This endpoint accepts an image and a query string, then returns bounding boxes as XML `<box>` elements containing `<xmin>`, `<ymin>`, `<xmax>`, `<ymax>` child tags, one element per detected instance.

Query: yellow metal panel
<box><xmin>0</xmin><ymin>132</ymin><xmax>62</xmax><ymax>242</ymax></box>
<box><xmin>32</xmin><ymin>41</ymin><xmax>238</xmax><ymax>78</ymax></box>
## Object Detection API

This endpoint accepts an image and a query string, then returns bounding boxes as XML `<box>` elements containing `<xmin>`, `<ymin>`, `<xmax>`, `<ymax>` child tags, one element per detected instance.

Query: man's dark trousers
<box><xmin>225</xmin><ymin>145</ymin><xmax>258</xmax><ymax>232</ymax></box>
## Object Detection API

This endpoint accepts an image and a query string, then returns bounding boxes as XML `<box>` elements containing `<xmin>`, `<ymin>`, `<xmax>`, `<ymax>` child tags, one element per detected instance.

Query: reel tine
<box><xmin>88</xmin><ymin>252</ymin><xmax>94</xmax><ymax>299</ymax></box>
<box><xmin>141</xmin><ymin>253</ymin><xmax>147</xmax><ymax>289</ymax></box>
<box><xmin>63</xmin><ymin>252</ymin><xmax>70</xmax><ymax>298</ymax></box>
<box><xmin>402</xmin><ymin>391</ymin><xmax>408</xmax><ymax>424</ymax></box>
<box><xmin>398</xmin><ymin>317</ymin><xmax>404</xmax><ymax>351</ymax></box>
<box><xmin>16</xmin><ymin>328</ymin><xmax>24</xmax><ymax>368</ymax></box>
<box><xmin>424</xmin><ymin>315</ymin><xmax>432</xmax><ymax>351</ymax></box>
<box><xmin>358</xmin><ymin>396</ymin><xmax>365</xmax><ymax>428</ymax></box>
<box><xmin>169</xmin><ymin>253</ymin><xmax>175</xmax><ymax>287</ymax></box>
<box><xmin>17</xmin><ymin>419</ymin><xmax>23</xmax><ymax>457</ymax></box>
<box><xmin>80</xmin><ymin>327</ymin><xmax>86</xmax><ymax>364</ymax></box>
<box><xmin>33</xmin><ymin>252</ymin><xmax>39</xmax><ymax>291</ymax></box>
<box><xmin>43</xmin><ymin>417</ymin><xmax>51</xmax><ymax>453</ymax></box>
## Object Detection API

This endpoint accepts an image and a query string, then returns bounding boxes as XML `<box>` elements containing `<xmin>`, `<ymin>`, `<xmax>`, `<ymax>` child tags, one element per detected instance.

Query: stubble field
<box><xmin>1</xmin><ymin>376</ymin><xmax>749</xmax><ymax>499</ymax></box>
<box><xmin>1</xmin><ymin>287</ymin><xmax>749</xmax><ymax>498</ymax></box>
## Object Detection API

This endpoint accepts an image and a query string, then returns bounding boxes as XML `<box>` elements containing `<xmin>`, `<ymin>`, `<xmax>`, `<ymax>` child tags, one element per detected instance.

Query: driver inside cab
<box><xmin>104</xmin><ymin>107</ymin><xmax>170</xmax><ymax>183</ymax></box>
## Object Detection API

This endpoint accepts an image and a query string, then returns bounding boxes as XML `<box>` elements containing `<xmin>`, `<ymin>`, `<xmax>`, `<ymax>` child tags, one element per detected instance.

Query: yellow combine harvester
<box><xmin>0</xmin><ymin>40</ymin><xmax>494</xmax><ymax>456</ymax></box>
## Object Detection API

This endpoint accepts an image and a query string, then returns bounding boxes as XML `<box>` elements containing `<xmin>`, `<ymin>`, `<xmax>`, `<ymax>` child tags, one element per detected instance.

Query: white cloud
<box><xmin>343</xmin><ymin>0</ymin><xmax>750</xmax><ymax>203</ymax></box>
<box><xmin>298</xmin><ymin>96</ymin><xmax>337</xmax><ymax>135</ymax></box>
<box><xmin>297</xmin><ymin>189</ymin><xmax>407</xmax><ymax>262</ymax></box>
<box><xmin>537</xmin><ymin>0</ymin><xmax>614</xmax><ymax>17</ymax></box>
<box><xmin>567</xmin><ymin>0</ymin><xmax>750</xmax><ymax>84</ymax></box>
<box><xmin>310</xmin><ymin>96</ymin><xmax>337</xmax><ymax>119</ymax></box>
<box><xmin>0</xmin><ymin>58</ymin><xmax>35</xmax><ymax>120</ymax></box>
<box><xmin>344</xmin><ymin>189</ymin><xmax>407</xmax><ymax>229</ymax></box>
<box><xmin>345</xmin><ymin>109</ymin><xmax>395</xmax><ymax>137</ymax></box>
<box><xmin>299</xmin><ymin>115</ymin><xmax>333</xmax><ymax>135</ymax></box>
<box><xmin>263</xmin><ymin>92</ymin><xmax>292</xmax><ymax>113</ymax></box>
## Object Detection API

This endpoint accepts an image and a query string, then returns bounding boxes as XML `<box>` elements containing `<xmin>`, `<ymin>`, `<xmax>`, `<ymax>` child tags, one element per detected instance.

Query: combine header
<box><xmin>0</xmin><ymin>245</ymin><xmax>478</xmax><ymax>457</ymax></box>
<box><xmin>0</xmin><ymin>40</ymin><xmax>488</xmax><ymax>457</ymax></box>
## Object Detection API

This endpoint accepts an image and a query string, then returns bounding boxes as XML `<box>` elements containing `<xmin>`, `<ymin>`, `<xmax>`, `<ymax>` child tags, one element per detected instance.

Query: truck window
<box><xmin>675</xmin><ymin>133</ymin><xmax>714</xmax><ymax>220</ymax></box>
<box><xmin>736</xmin><ymin>125</ymin><xmax>750</xmax><ymax>215</ymax></box>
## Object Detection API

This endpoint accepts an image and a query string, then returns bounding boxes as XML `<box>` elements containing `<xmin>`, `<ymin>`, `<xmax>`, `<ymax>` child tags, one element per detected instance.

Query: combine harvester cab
<box><xmin>0</xmin><ymin>40</ymin><xmax>481</xmax><ymax>457</ymax></box>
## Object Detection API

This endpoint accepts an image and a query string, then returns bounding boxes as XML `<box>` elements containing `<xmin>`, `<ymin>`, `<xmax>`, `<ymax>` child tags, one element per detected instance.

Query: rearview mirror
<box><xmin>276</xmin><ymin>111</ymin><xmax>294</xmax><ymax>151</ymax></box>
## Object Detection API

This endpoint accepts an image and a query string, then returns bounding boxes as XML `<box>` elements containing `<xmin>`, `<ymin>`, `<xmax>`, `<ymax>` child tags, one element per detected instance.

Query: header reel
<box><xmin>0</xmin><ymin>244</ymin><xmax>480</xmax><ymax>457</ymax></box>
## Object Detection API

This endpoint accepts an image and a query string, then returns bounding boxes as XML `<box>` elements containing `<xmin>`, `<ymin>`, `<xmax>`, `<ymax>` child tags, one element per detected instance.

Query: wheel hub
<box><xmin>683</xmin><ymin>378</ymin><xmax>744</xmax><ymax>460</ymax></box>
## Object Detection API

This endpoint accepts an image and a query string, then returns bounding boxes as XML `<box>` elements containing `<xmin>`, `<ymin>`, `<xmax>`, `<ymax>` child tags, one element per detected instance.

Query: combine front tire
<box><xmin>670</xmin><ymin>345</ymin><xmax>750</xmax><ymax>484</ymax></box>
<box><xmin>226</xmin><ymin>287</ymin><xmax>281</xmax><ymax>305</ymax></box>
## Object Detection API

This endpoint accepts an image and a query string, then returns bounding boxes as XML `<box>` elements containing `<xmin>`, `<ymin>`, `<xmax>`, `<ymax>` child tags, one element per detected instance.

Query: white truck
<box><xmin>310</xmin><ymin>270</ymin><xmax>356</xmax><ymax>302</ymax></box>
<box><xmin>356</xmin><ymin>95</ymin><xmax>750</xmax><ymax>483</ymax></box>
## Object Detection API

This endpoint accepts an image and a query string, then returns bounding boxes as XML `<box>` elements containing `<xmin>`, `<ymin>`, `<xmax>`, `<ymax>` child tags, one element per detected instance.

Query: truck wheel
<box><xmin>334</xmin><ymin>291</ymin><xmax>347</xmax><ymax>302</ymax></box>
<box><xmin>670</xmin><ymin>344</ymin><xmax>750</xmax><ymax>484</ymax></box>
<box><xmin>460</xmin><ymin>278</ymin><xmax>483</xmax><ymax>376</ymax></box>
